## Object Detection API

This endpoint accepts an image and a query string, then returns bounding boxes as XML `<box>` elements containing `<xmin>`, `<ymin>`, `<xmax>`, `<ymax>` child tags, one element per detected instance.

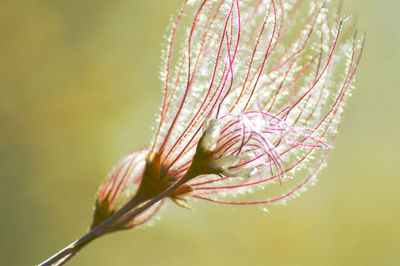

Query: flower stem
<box><xmin>38</xmin><ymin>193</ymin><xmax>144</xmax><ymax>266</ymax></box>
<box><xmin>38</xmin><ymin>176</ymin><xmax>188</xmax><ymax>265</ymax></box>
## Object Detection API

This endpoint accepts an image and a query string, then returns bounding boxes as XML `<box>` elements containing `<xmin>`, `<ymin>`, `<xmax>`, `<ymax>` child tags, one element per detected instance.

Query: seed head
<box><xmin>92</xmin><ymin>0</ymin><xmax>364</xmax><ymax>229</ymax></box>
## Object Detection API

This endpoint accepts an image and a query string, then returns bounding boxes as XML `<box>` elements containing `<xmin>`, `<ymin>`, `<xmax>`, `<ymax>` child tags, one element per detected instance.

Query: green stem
<box><xmin>38</xmin><ymin>193</ymin><xmax>144</xmax><ymax>266</ymax></box>
<box><xmin>38</xmin><ymin>176</ymin><xmax>189</xmax><ymax>266</ymax></box>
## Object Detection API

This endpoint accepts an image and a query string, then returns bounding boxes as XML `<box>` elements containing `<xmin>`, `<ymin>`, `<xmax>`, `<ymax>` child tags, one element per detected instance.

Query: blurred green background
<box><xmin>1</xmin><ymin>0</ymin><xmax>399</xmax><ymax>265</ymax></box>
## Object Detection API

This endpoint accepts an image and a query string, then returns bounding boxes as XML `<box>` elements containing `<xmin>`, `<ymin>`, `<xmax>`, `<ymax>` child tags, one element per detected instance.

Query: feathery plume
<box><xmin>39</xmin><ymin>1</ymin><xmax>364</xmax><ymax>265</ymax></box>
<box><xmin>93</xmin><ymin>0</ymin><xmax>364</xmax><ymax>228</ymax></box>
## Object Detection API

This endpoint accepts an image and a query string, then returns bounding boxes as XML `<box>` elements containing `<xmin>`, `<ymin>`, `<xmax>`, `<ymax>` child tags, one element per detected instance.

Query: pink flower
<box><xmin>92</xmin><ymin>0</ymin><xmax>364</xmax><ymax>230</ymax></box>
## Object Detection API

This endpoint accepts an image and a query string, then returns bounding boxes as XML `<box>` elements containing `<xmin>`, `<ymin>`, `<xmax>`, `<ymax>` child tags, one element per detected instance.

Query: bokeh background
<box><xmin>1</xmin><ymin>0</ymin><xmax>399</xmax><ymax>265</ymax></box>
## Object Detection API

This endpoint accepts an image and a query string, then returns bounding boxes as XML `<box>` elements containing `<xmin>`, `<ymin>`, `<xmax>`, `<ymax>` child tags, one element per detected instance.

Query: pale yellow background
<box><xmin>1</xmin><ymin>1</ymin><xmax>399</xmax><ymax>265</ymax></box>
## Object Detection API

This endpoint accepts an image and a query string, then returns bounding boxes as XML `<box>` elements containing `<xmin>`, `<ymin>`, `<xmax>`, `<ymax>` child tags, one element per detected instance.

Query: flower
<box><xmin>92</xmin><ymin>0</ymin><xmax>364</xmax><ymax>230</ymax></box>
